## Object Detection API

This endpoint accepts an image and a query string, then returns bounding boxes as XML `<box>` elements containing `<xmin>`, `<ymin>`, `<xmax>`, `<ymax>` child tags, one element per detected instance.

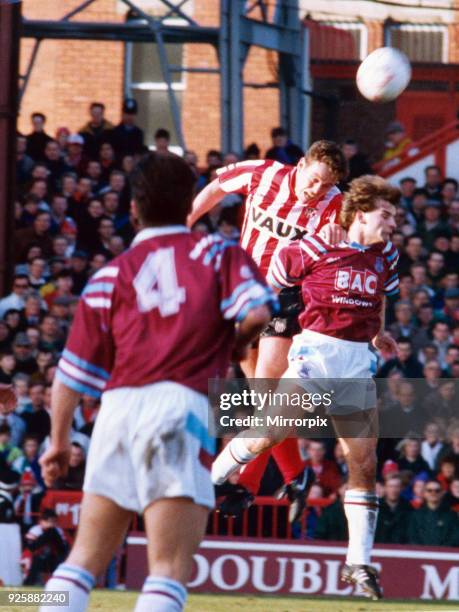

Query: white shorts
<box><xmin>283</xmin><ymin>329</ymin><xmax>377</xmax><ymax>414</ymax></box>
<box><xmin>83</xmin><ymin>381</ymin><xmax>215</xmax><ymax>513</ymax></box>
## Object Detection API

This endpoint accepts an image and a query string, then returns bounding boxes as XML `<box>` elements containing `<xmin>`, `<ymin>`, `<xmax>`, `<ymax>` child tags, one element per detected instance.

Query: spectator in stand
<box><xmin>13</xmin><ymin>333</ymin><xmax>37</xmax><ymax>376</ymax></box>
<box><xmin>244</xmin><ymin>142</ymin><xmax>261</xmax><ymax>160</ymax></box>
<box><xmin>437</xmin><ymin>426</ymin><xmax>459</xmax><ymax>472</ymax></box>
<box><xmin>55</xmin><ymin>442</ymin><xmax>86</xmax><ymax>491</ymax></box>
<box><xmin>423</xmin><ymin>165</ymin><xmax>443</xmax><ymax>202</ymax></box>
<box><xmin>79</xmin><ymin>102</ymin><xmax>114</xmax><ymax>159</ymax></box>
<box><xmin>183</xmin><ymin>150</ymin><xmax>199</xmax><ymax>181</ymax></box>
<box><xmin>0</xmin><ymin>352</ymin><xmax>16</xmax><ymax>384</ymax></box>
<box><xmin>75</xmin><ymin>198</ymin><xmax>105</xmax><ymax>254</ymax></box>
<box><xmin>30</xmin><ymin>350</ymin><xmax>55</xmax><ymax>385</ymax></box>
<box><xmin>381</xmin><ymin>381</ymin><xmax>426</xmax><ymax>439</ymax></box>
<box><xmin>266</xmin><ymin>126</ymin><xmax>303</xmax><ymax>166</ymax></box>
<box><xmin>93</xmin><ymin>217</ymin><xmax>115</xmax><ymax>258</ymax></box>
<box><xmin>16</xmin><ymin>134</ymin><xmax>35</xmax><ymax>190</ymax></box>
<box><xmin>399</xmin><ymin>177</ymin><xmax>416</xmax><ymax>211</ymax></box>
<box><xmin>412</xmin><ymin>303</ymin><xmax>434</xmax><ymax>352</ymax></box>
<box><xmin>378</xmin><ymin>338</ymin><xmax>424</xmax><ymax>378</ymax></box>
<box><xmin>20</xmin><ymin>382</ymin><xmax>50</xmax><ymax>444</ymax></box>
<box><xmin>0</xmin><ymin>393</ymin><xmax>25</xmax><ymax>447</ymax></box>
<box><xmin>64</xmin><ymin>134</ymin><xmax>87</xmax><ymax>176</ymax></box>
<box><xmin>408</xmin><ymin>478</ymin><xmax>459</xmax><ymax>546</ymax></box>
<box><xmin>410</xmin><ymin>189</ymin><xmax>428</xmax><ymax>228</ymax></box>
<box><xmin>108</xmin><ymin>236</ymin><xmax>125</xmax><ymax>259</ymax></box>
<box><xmin>0</xmin><ymin>275</ymin><xmax>30</xmax><ymax>319</ymax></box>
<box><xmin>61</xmin><ymin>172</ymin><xmax>78</xmax><ymax>205</ymax></box>
<box><xmin>23</xmin><ymin>509</ymin><xmax>68</xmax><ymax>585</ymax></box>
<box><xmin>410</xmin><ymin>476</ymin><xmax>426</xmax><ymax>509</ymax></box>
<box><xmin>109</xmin><ymin>98</ymin><xmax>144</xmax><ymax>160</ymax></box>
<box><xmin>49</xmin><ymin>194</ymin><xmax>77</xmax><ymax>238</ymax></box>
<box><xmin>388</xmin><ymin>300</ymin><xmax>417</xmax><ymax>340</ymax></box>
<box><xmin>422</xmin><ymin>359</ymin><xmax>442</xmax><ymax>394</ymax></box>
<box><xmin>439</xmin><ymin>289</ymin><xmax>459</xmax><ymax>326</ymax></box>
<box><xmin>421</xmin><ymin>423</ymin><xmax>445</xmax><ymax>471</ymax></box>
<box><xmin>38</xmin><ymin>315</ymin><xmax>65</xmax><ymax>354</ymax></box>
<box><xmin>86</xmin><ymin>160</ymin><xmax>105</xmax><ymax>195</ymax></box>
<box><xmin>339</xmin><ymin>139</ymin><xmax>373</xmax><ymax>190</ymax></box>
<box><xmin>98</xmin><ymin>142</ymin><xmax>118</xmax><ymax>183</ymax></box>
<box><xmin>304</xmin><ymin>440</ymin><xmax>341</xmax><ymax>496</ymax></box>
<box><xmin>42</xmin><ymin>140</ymin><xmax>68</xmax><ymax>192</ymax></box>
<box><xmin>444</xmin><ymin>478</ymin><xmax>459</xmax><ymax>512</ymax></box>
<box><xmin>26</xmin><ymin>112</ymin><xmax>52</xmax><ymax>161</ymax></box>
<box><xmin>397</xmin><ymin>438</ymin><xmax>431</xmax><ymax>478</ymax></box>
<box><xmin>17</xmin><ymin>194</ymin><xmax>40</xmax><ymax>228</ymax></box>
<box><xmin>88</xmin><ymin>252</ymin><xmax>108</xmax><ymax>276</ymax></box>
<box><xmin>0</xmin><ymin>423</ymin><xmax>23</xmax><ymax>467</ymax></box>
<box><xmin>28</xmin><ymin>178</ymin><xmax>50</xmax><ymax>212</ymax></box>
<box><xmin>375</xmin><ymin>475</ymin><xmax>412</xmax><ymax>544</ymax></box>
<box><xmin>443</xmin><ymin>345</ymin><xmax>459</xmax><ymax>376</ymax></box>
<box><xmin>12</xmin><ymin>435</ymin><xmax>44</xmax><ymax>487</ymax></box>
<box><xmin>55</xmin><ymin>127</ymin><xmax>70</xmax><ymax>152</ymax></box>
<box><xmin>41</xmin><ymin>269</ymin><xmax>75</xmax><ymax>311</ymax></box>
<box><xmin>441</xmin><ymin>178</ymin><xmax>458</xmax><ymax>207</ymax></box>
<box><xmin>430</xmin><ymin>321</ymin><xmax>452</xmax><ymax>369</ymax></box>
<box><xmin>68</xmin><ymin>251</ymin><xmax>89</xmax><ymax>295</ymax></box>
<box><xmin>448</xmin><ymin>200</ymin><xmax>459</xmax><ymax>233</ymax></box>
<box><xmin>437</xmin><ymin>456</ymin><xmax>457</xmax><ymax>492</ymax></box>
<box><xmin>426</xmin><ymin>251</ymin><xmax>446</xmax><ymax>291</ymax></box>
<box><xmin>21</xmin><ymin>294</ymin><xmax>46</xmax><ymax>329</ymax></box>
<box><xmin>197</xmin><ymin>149</ymin><xmax>223</xmax><ymax>190</ymax></box>
<box><xmin>398</xmin><ymin>235</ymin><xmax>425</xmax><ymax>276</ymax></box>
<box><xmin>394</xmin><ymin>206</ymin><xmax>414</xmax><ymax>237</ymax></box>
<box><xmin>420</xmin><ymin>201</ymin><xmax>451</xmax><ymax>249</ymax></box>
<box><xmin>313</xmin><ymin>484</ymin><xmax>348</xmax><ymax>541</ymax></box>
<box><xmin>14</xmin><ymin>212</ymin><xmax>53</xmax><ymax>263</ymax></box>
<box><xmin>382</xmin><ymin>121</ymin><xmax>412</xmax><ymax>167</ymax></box>
<box><xmin>154</xmin><ymin>128</ymin><xmax>170</xmax><ymax>154</ymax></box>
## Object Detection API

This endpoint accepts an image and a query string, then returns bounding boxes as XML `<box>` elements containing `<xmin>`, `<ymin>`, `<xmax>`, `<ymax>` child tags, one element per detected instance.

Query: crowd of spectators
<box><xmin>1</xmin><ymin>98</ymin><xmax>459</xmax><ymax>584</ymax></box>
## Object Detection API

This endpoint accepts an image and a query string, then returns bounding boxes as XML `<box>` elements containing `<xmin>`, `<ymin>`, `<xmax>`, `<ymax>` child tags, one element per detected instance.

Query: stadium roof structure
<box><xmin>20</xmin><ymin>0</ymin><xmax>311</xmax><ymax>154</ymax></box>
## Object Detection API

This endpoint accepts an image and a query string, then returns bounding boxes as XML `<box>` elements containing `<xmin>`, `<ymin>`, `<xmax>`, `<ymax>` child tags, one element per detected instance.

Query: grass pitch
<box><xmin>2</xmin><ymin>589</ymin><xmax>459</xmax><ymax>612</ymax></box>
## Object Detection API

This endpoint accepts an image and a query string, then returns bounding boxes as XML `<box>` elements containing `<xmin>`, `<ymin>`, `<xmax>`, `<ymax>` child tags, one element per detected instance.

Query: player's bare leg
<box><xmin>136</xmin><ymin>497</ymin><xmax>209</xmax><ymax>611</ymax></box>
<box><xmin>332</xmin><ymin>410</ymin><xmax>382</xmax><ymax>600</ymax></box>
<box><xmin>41</xmin><ymin>493</ymin><xmax>132</xmax><ymax>611</ymax></box>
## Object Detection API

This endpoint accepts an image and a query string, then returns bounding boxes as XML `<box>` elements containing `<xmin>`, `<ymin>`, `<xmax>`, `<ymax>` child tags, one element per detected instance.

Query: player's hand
<box><xmin>39</xmin><ymin>444</ymin><xmax>71</xmax><ymax>487</ymax></box>
<box><xmin>0</xmin><ymin>384</ymin><xmax>17</xmax><ymax>413</ymax></box>
<box><xmin>372</xmin><ymin>332</ymin><xmax>398</xmax><ymax>357</ymax></box>
<box><xmin>318</xmin><ymin>223</ymin><xmax>347</xmax><ymax>245</ymax></box>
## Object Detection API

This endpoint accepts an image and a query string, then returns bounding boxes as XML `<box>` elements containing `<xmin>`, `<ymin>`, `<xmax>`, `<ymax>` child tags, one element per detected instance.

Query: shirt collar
<box><xmin>132</xmin><ymin>225</ymin><xmax>190</xmax><ymax>247</ymax></box>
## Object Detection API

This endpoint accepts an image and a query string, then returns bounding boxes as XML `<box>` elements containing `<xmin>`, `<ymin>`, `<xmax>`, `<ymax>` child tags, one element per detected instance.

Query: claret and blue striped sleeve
<box><xmin>219</xmin><ymin>244</ymin><xmax>279</xmax><ymax>322</ymax></box>
<box><xmin>56</xmin><ymin>266</ymin><xmax>117</xmax><ymax>397</ymax></box>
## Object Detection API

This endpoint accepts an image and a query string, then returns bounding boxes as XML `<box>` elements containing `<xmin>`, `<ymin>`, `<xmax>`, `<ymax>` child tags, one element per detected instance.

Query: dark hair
<box><xmin>400</xmin><ymin>177</ymin><xmax>416</xmax><ymax>184</ymax></box>
<box><xmin>443</xmin><ymin>177</ymin><xmax>458</xmax><ymax>190</ymax></box>
<box><xmin>90</xmin><ymin>102</ymin><xmax>105</xmax><ymax>111</ymax></box>
<box><xmin>425</xmin><ymin>165</ymin><xmax>441</xmax><ymax>174</ymax></box>
<box><xmin>155</xmin><ymin>128</ymin><xmax>170</xmax><ymax>140</ymax></box>
<box><xmin>412</xmin><ymin>188</ymin><xmax>428</xmax><ymax>198</ymax></box>
<box><xmin>41</xmin><ymin>509</ymin><xmax>57</xmax><ymax>520</ymax></box>
<box><xmin>305</xmin><ymin>140</ymin><xmax>347</xmax><ymax>182</ymax></box>
<box><xmin>131</xmin><ymin>152</ymin><xmax>196</xmax><ymax>226</ymax></box>
<box><xmin>0</xmin><ymin>423</ymin><xmax>11</xmax><ymax>436</ymax></box>
<box><xmin>271</xmin><ymin>126</ymin><xmax>287</xmax><ymax>138</ymax></box>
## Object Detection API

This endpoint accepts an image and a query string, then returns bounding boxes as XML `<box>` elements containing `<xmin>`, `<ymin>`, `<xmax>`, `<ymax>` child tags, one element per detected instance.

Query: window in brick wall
<box><xmin>125</xmin><ymin>24</ymin><xmax>185</xmax><ymax>151</ymax></box>
<box><xmin>386</xmin><ymin>24</ymin><xmax>448</xmax><ymax>63</ymax></box>
<box><xmin>310</xmin><ymin>21</ymin><xmax>368</xmax><ymax>61</ymax></box>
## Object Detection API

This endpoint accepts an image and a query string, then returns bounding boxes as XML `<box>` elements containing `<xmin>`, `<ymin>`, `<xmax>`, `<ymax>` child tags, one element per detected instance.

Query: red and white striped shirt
<box><xmin>217</xmin><ymin>160</ymin><xmax>342</xmax><ymax>276</ymax></box>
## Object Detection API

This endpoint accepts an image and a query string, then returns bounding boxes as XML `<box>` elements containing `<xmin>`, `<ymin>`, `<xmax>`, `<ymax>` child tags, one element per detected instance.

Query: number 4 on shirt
<box><xmin>133</xmin><ymin>247</ymin><xmax>186</xmax><ymax>316</ymax></box>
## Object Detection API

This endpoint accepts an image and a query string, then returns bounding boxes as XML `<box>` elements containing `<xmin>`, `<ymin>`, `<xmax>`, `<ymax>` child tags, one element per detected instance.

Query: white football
<box><xmin>356</xmin><ymin>47</ymin><xmax>412</xmax><ymax>102</ymax></box>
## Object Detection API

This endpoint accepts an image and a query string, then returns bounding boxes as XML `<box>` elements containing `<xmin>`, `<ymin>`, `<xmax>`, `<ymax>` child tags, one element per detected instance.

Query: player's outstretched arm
<box><xmin>39</xmin><ymin>378</ymin><xmax>82</xmax><ymax>487</ymax></box>
<box><xmin>187</xmin><ymin>178</ymin><xmax>227</xmax><ymax>227</ymax></box>
<box><xmin>232</xmin><ymin>304</ymin><xmax>271</xmax><ymax>362</ymax></box>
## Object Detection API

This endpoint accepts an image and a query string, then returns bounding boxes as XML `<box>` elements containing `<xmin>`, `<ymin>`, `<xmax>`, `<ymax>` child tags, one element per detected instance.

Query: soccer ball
<box><xmin>356</xmin><ymin>47</ymin><xmax>412</xmax><ymax>103</ymax></box>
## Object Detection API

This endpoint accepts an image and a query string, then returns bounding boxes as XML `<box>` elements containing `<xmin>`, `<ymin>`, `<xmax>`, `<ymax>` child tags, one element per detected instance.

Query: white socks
<box><xmin>344</xmin><ymin>489</ymin><xmax>379</xmax><ymax>566</ymax></box>
<box><xmin>211</xmin><ymin>436</ymin><xmax>258</xmax><ymax>485</ymax></box>
<box><xmin>40</xmin><ymin>563</ymin><xmax>95</xmax><ymax>612</ymax></box>
<box><xmin>135</xmin><ymin>575</ymin><xmax>187</xmax><ymax>611</ymax></box>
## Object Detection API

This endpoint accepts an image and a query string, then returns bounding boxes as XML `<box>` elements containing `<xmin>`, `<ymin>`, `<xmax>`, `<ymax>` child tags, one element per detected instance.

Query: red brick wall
<box><xmin>448</xmin><ymin>0</ymin><xmax>459</xmax><ymax>63</ymax></box>
<box><xmin>182</xmin><ymin>0</ymin><xmax>279</xmax><ymax>162</ymax></box>
<box><xmin>18</xmin><ymin>0</ymin><xmax>123</xmax><ymax>138</ymax></box>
